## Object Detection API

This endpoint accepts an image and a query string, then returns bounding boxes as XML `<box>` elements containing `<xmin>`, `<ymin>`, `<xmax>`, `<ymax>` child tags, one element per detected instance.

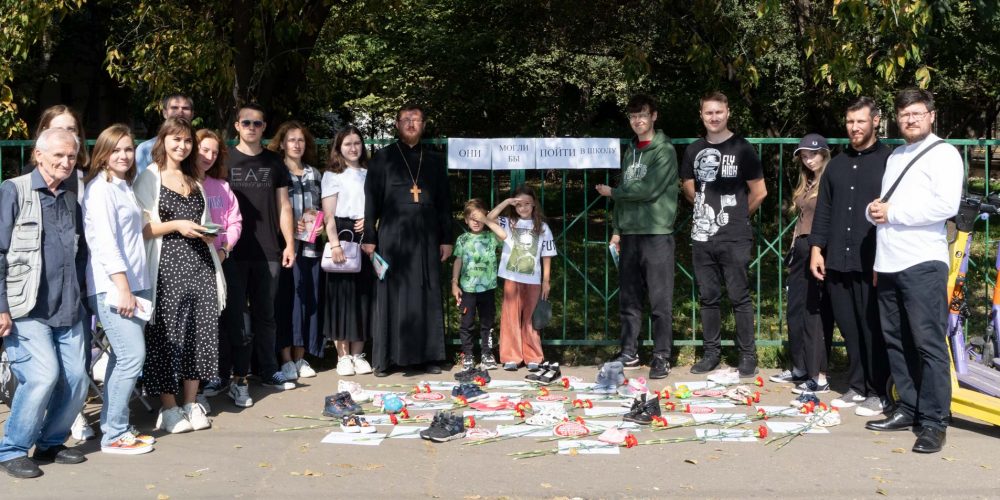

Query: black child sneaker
<box><xmin>611</xmin><ymin>352</ymin><xmax>641</xmax><ymax>370</ymax></box>
<box><xmin>623</xmin><ymin>393</ymin><xmax>646</xmax><ymax>422</ymax></box>
<box><xmin>649</xmin><ymin>354</ymin><xmax>670</xmax><ymax>379</ymax></box>
<box><xmin>419</xmin><ymin>413</ymin><xmax>444</xmax><ymax>440</ymax></box>
<box><xmin>624</xmin><ymin>395</ymin><xmax>661</xmax><ymax>425</ymax></box>
<box><xmin>426</xmin><ymin>413</ymin><xmax>467</xmax><ymax>442</ymax></box>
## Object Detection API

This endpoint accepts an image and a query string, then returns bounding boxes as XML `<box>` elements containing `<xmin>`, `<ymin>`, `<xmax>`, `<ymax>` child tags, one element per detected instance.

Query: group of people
<box><xmin>0</xmin><ymin>87</ymin><xmax>963</xmax><ymax>479</ymax></box>
<box><xmin>601</xmin><ymin>89</ymin><xmax>961</xmax><ymax>455</ymax></box>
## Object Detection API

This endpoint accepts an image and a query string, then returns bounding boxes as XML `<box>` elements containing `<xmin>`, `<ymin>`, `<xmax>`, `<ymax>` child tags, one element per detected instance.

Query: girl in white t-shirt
<box><xmin>484</xmin><ymin>186</ymin><xmax>557</xmax><ymax>371</ymax></box>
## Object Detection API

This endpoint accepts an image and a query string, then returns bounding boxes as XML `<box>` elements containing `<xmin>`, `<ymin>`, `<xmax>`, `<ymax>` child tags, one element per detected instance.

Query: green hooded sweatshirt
<box><xmin>611</xmin><ymin>129</ymin><xmax>679</xmax><ymax>235</ymax></box>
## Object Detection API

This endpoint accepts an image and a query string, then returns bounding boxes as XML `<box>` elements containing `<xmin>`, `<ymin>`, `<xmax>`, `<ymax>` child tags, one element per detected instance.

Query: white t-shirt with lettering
<box><xmin>497</xmin><ymin>216</ymin><xmax>557</xmax><ymax>285</ymax></box>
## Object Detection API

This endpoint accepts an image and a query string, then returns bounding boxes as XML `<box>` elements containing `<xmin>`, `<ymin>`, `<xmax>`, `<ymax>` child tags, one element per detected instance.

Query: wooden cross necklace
<box><xmin>396</xmin><ymin>142</ymin><xmax>423</xmax><ymax>203</ymax></box>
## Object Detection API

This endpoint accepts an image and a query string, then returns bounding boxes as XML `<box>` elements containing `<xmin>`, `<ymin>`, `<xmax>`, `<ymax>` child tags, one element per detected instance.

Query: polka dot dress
<box><xmin>143</xmin><ymin>185</ymin><xmax>219</xmax><ymax>396</ymax></box>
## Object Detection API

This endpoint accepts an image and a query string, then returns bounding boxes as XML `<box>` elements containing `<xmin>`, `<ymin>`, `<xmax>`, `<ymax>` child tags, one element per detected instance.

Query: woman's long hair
<box><xmin>266</xmin><ymin>120</ymin><xmax>318</xmax><ymax>167</ymax></box>
<box><xmin>326</xmin><ymin>126</ymin><xmax>368</xmax><ymax>174</ymax></box>
<box><xmin>151</xmin><ymin>117</ymin><xmax>200</xmax><ymax>192</ymax></box>
<box><xmin>790</xmin><ymin>148</ymin><xmax>830</xmax><ymax>213</ymax></box>
<box><xmin>196</xmin><ymin>128</ymin><xmax>229</xmax><ymax>180</ymax></box>
<box><xmin>84</xmin><ymin>124</ymin><xmax>136</xmax><ymax>186</ymax></box>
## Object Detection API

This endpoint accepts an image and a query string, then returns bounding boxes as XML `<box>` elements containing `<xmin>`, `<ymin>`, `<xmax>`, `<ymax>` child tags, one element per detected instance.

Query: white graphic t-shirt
<box><xmin>497</xmin><ymin>216</ymin><xmax>557</xmax><ymax>285</ymax></box>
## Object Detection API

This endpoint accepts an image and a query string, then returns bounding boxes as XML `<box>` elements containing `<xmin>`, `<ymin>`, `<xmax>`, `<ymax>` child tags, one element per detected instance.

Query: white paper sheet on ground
<box><xmin>321</xmin><ymin>431</ymin><xmax>386</xmax><ymax>446</ymax></box>
<box><xmin>487</xmin><ymin>380</ymin><xmax>533</xmax><ymax>389</ymax></box>
<box><xmin>695</xmin><ymin>428</ymin><xmax>757</xmax><ymax>442</ymax></box>
<box><xmin>495</xmin><ymin>424</ymin><xmax>552</xmax><ymax>437</ymax></box>
<box><xmin>755</xmin><ymin>406</ymin><xmax>803</xmax><ymax>417</ymax></box>
<box><xmin>691</xmin><ymin>401</ymin><xmax>737</xmax><ymax>408</ymax></box>
<box><xmin>424</xmin><ymin>381</ymin><xmax>458</xmax><ymax>391</ymax></box>
<box><xmin>570</xmin><ymin>382</ymin><xmax>596</xmax><ymax>391</ymax></box>
<box><xmin>674</xmin><ymin>381</ymin><xmax>714</xmax><ymax>390</ymax></box>
<box><xmin>462</xmin><ymin>410</ymin><xmax>516</xmax><ymax>421</ymax></box>
<box><xmin>484</xmin><ymin>392</ymin><xmax>522</xmax><ymax>400</ymax></box>
<box><xmin>585</xmin><ymin>420</ymin><xmax>639</xmax><ymax>431</ymax></box>
<box><xmin>575</xmin><ymin>394</ymin><xmax>632</xmax><ymax>404</ymax></box>
<box><xmin>584</xmin><ymin>406</ymin><xmax>629</xmax><ymax>417</ymax></box>
<box><xmin>531</xmin><ymin>401</ymin><xmax>566</xmax><ymax>412</ymax></box>
<box><xmin>691</xmin><ymin>413</ymin><xmax>750</xmax><ymax>424</ymax></box>
<box><xmin>405</xmin><ymin>402</ymin><xmax>455</xmax><ymax>411</ymax></box>
<box><xmin>766</xmin><ymin>421</ymin><xmax>830</xmax><ymax>434</ymax></box>
<box><xmin>365</xmin><ymin>414</ymin><xmax>395</xmax><ymax>425</ymax></box>
<box><xmin>558</xmin><ymin>439</ymin><xmax>620</xmax><ymax>455</ymax></box>
<box><xmin>387</xmin><ymin>426</ymin><xmax>427</xmax><ymax>439</ymax></box>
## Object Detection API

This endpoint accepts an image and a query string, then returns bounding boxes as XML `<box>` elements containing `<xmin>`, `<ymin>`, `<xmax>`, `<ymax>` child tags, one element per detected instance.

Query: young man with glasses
<box><xmin>218</xmin><ymin>104</ymin><xmax>297</xmax><ymax>406</ymax></box>
<box><xmin>135</xmin><ymin>94</ymin><xmax>194</xmax><ymax>173</ymax></box>
<box><xmin>864</xmin><ymin>89</ymin><xmax>963</xmax><ymax>454</ymax></box>
<box><xmin>681</xmin><ymin>91</ymin><xmax>767</xmax><ymax>377</ymax></box>
<box><xmin>595</xmin><ymin>94</ymin><xmax>679</xmax><ymax>379</ymax></box>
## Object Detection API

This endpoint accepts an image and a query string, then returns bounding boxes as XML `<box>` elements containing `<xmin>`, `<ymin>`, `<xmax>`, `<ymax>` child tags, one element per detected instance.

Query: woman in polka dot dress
<box><xmin>134</xmin><ymin>117</ymin><xmax>227</xmax><ymax>434</ymax></box>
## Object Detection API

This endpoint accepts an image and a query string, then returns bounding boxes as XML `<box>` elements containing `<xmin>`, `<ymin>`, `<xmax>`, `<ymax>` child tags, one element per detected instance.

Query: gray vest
<box><xmin>4</xmin><ymin>174</ymin><xmax>43</xmax><ymax>319</ymax></box>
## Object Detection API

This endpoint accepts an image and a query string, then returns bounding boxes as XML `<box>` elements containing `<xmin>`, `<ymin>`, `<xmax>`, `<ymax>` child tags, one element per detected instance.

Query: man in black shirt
<box><xmin>681</xmin><ymin>91</ymin><xmax>767</xmax><ymax>377</ymax></box>
<box><xmin>809</xmin><ymin>96</ymin><xmax>891</xmax><ymax>417</ymax></box>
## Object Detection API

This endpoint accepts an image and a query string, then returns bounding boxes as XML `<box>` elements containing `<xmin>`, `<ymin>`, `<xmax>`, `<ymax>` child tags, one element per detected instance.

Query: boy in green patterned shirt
<box><xmin>452</xmin><ymin>199</ymin><xmax>501</xmax><ymax>370</ymax></box>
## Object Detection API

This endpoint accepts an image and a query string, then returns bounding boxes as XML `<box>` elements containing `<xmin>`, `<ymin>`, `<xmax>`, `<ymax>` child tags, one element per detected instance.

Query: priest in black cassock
<box><xmin>362</xmin><ymin>104</ymin><xmax>453</xmax><ymax>376</ymax></box>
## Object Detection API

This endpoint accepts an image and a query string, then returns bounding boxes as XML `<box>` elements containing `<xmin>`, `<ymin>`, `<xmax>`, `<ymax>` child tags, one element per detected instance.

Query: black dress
<box><xmin>363</xmin><ymin>142</ymin><xmax>453</xmax><ymax>371</ymax></box>
<box><xmin>143</xmin><ymin>185</ymin><xmax>219</xmax><ymax>395</ymax></box>
<box><xmin>322</xmin><ymin>217</ymin><xmax>375</xmax><ymax>342</ymax></box>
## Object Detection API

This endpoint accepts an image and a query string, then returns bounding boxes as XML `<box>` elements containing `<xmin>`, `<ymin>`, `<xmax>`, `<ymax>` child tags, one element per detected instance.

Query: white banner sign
<box><xmin>448</xmin><ymin>138</ymin><xmax>621</xmax><ymax>170</ymax></box>
<box><xmin>491</xmin><ymin>138</ymin><xmax>535</xmax><ymax>170</ymax></box>
<box><xmin>535</xmin><ymin>138</ymin><xmax>620</xmax><ymax>170</ymax></box>
<box><xmin>446</xmin><ymin>138</ymin><xmax>491</xmax><ymax>170</ymax></box>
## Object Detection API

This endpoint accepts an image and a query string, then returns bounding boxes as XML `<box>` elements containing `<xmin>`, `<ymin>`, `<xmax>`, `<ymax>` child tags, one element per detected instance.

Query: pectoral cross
<box><xmin>410</xmin><ymin>184</ymin><xmax>422</xmax><ymax>203</ymax></box>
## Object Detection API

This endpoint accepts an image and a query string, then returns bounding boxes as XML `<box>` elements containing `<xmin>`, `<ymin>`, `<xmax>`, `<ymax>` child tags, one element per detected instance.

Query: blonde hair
<box><xmin>790</xmin><ymin>149</ymin><xmax>830</xmax><ymax>212</ymax></box>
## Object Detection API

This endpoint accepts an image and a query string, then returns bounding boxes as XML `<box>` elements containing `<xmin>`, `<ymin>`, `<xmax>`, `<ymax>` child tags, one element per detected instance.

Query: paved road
<box><xmin>2</xmin><ymin>366</ymin><xmax>998</xmax><ymax>499</ymax></box>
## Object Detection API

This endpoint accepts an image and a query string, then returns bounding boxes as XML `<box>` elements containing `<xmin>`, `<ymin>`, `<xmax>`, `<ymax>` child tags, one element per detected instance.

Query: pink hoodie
<box><xmin>203</xmin><ymin>176</ymin><xmax>242</xmax><ymax>250</ymax></box>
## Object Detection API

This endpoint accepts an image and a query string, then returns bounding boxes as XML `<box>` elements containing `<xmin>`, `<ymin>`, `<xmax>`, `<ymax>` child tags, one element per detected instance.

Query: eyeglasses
<box><xmin>627</xmin><ymin>112</ymin><xmax>651</xmax><ymax>122</ymax></box>
<box><xmin>240</xmin><ymin>120</ymin><xmax>265</xmax><ymax>128</ymax></box>
<box><xmin>898</xmin><ymin>111</ymin><xmax>930</xmax><ymax>122</ymax></box>
<box><xmin>399</xmin><ymin>118</ymin><xmax>424</xmax><ymax>125</ymax></box>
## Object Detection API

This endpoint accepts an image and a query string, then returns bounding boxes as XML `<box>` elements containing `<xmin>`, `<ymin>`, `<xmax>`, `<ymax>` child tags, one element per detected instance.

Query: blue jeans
<box><xmin>89</xmin><ymin>291</ymin><xmax>149</xmax><ymax>445</ymax></box>
<box><xmin>0</xmin><ymin>316</ymin><xmax>88</xmax><ymax>460</ymax></box>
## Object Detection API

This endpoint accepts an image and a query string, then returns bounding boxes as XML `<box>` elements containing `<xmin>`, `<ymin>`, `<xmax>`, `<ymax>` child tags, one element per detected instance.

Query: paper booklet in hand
<box><xmin>296</xmin><ymin>209</ymin><xmax>324</xmax><ymax>243</ymax></box>
<box><xmin>105</xmin><ymin>288</ymin><xmax>153</xmax><ymax>322</ymax></box>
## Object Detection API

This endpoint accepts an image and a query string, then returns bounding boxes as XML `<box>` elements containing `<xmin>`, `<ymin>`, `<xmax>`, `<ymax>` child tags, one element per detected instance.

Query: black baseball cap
<box><xmin>794</xmin><ymin>133</ymin><xmax>829</xmax><ymax>155</ymax></box>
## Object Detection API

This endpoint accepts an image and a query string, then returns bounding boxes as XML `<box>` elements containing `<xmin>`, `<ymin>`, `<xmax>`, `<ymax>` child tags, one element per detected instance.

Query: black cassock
<box><xmin>364</xmin><ymin>141</ymin><xmax>453</xmax><ymax>371</ymax></box>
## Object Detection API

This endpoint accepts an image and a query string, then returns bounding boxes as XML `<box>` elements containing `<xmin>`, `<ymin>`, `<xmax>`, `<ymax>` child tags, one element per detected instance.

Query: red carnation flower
<box><xmin>624</xmin><ymin>433</ymin><xmax>638</xmax><ymax>448</ymax></box>
<box><xmin>756</xmin><ymin>425</ymin><xmax>768</xmax><ymax>439</ymax></box>
<box><xmin>754</xmin><ymin>376</ymin><xmax>764</xmax><ymax>387</ymax></box>
<box><xmin>464</xmin><ymin>416</ymin><xmax>477</xmax><ymax>428</ymax></box>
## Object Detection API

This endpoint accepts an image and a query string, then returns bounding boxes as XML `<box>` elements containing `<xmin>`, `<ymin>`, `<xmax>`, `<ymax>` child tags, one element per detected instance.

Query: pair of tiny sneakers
<box><xmin>323</xmin><ymin>391</ymin><xmax>364</xmax><ymax>418</ymax></box>
<box><xmin>451</xmin><ymin>383</ymin><xmax>488</xmax><ymax>402</ymax></box>
<box><xmin>622</xmin><ymin>393</ymin><xmax>662</xmax><ymax>425</ymax></box>
<box><xmin>454</xmin><ymin>367</ymin><xmax>491</xmax><ymax>384</ymax></box>
<box><xmin>419</xmin><ymin>412</ymin><xmax>467</xmax><ymax>442</ymax></box>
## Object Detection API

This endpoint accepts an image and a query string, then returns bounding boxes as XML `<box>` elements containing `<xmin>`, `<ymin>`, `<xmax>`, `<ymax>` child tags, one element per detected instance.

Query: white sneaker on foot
<box><xmin>156</xmin><ymin>407</ymin><xmax>193</xmax><ymax>434</ymax></box>
<box><xmin>71</xmin><ymin>412</ymin><xmax>95</xmax><ymax>441</ymax></box>
<box><xmin>228</xmin><ymin>380</ymin><xmax>254</xmax><ymax>407</ymax></box>
<box><xmin>281</xmin><ymin>360</ymin><xmax>299</xmax><ymax>381</ymax></box>
<box><xmin>337</xmin><ymin>355</ymin><xmax>356</xmax><ymax>376</ymax></box>
<box><xmin>352</xmin><ymin>354</ymin><xmax>373</xmax><ymax>375</ymax></box>
<box><xmin>296</xmin><ymin>359</ymin><xmax>317</xmax><ymax>378</ymax></box>
<box><xmin>183</xmin><ymin>402</ymin><xmax>211</xmax><ymax>430</ymax></box>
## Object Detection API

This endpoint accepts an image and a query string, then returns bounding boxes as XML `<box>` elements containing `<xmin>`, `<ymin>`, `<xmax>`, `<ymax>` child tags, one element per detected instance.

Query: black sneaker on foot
<box><xmin>0</xmin><ymin>456</ymin><xmax>42</xmax><ymax>478</ymax></box>
<box><xmin>690</xmin><ymin>356</ymin><xmax>720</xmax><ymax>374</ymax></box>
<box><xmin>461</xmin><ymin>355</ymin><xmax>474</xmax><ymax>372</ymax></box>
<box><xmin>32</xmin><ymin>445</ymin><xmax>86</xmax><ymax>464</ymax></box>
<box><xmin>737</xmin><ymin>355</ymin><xmax>758</xmax><ymax>377</ymax></box>
<box><xmin>480</xmin><ymin>354</ymin><xmax>498</xmax><ymax>370</ymax></box>
<box><xmin>611</xmin><ymin>352</ymin><xmax>641</xmax><ymax>370</ymax></box>
<box><xmin>649</xmin><ymin>354</ymin><xmax>670</xmax><ymax>379</ymax></box>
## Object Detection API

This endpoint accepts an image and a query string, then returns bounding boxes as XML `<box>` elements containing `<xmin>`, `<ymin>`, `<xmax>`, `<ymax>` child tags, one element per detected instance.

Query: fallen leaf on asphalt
<box><xmin>185</xmin><ymin>471</ymin><xmax>202</xmax><ymax>478</ymax></box>
<box><xmin>540</xmin><ymin>483</ymin><xmax>552</xmax><ymax>489</ymax></box>
<box><xmin>942</xmin><ymin>457</ymin><xmax>957</xmax><ymax>462</ymax></box>
<box><xmin>679</xmin><ymin>484</ymin><xmax>694</xmax><ymax>490</ymax></box>
<box><xmin>873</xmin><ymin>440</ymin><xmax>887</xmax><ymax>444</ymax></box>
<box><xmin>464</xmin><ymin>495</ymin><xmax>482</xmax><ymax>499</ymax></box>
<box><xmin>234</xmin><ymin>445</ymin><xmax>243</xmax><ymax>449</ymax></box>
<box><xmin>708</xmin><ymin>455</ymin><xmax>720</xmax><ymax>461</ymax></box>
<box><xmin>145</xmin><ymin>484</ymin><xmax>156</xmax><ymax>490</ymax></box>
<box><xmin>258</xmin><ymin>462</ymin><xmax>272</xmax><ymax>468</ymax></box>
<box><xmin>864</xmin><ymin>456</ymin><xmax>880</xmax><ymax>460</ymax></box>
<box><xmin>303</xmin><ymin>469</ymin><xmax>322</xmax><ymax>477</ymax></box>
<box><xmin>876</xmin><ymin>488</ymin><xmax>888</xmax><ymax>496</ymax></box>
<box><xmin>980</xmin><ymin>464</ymin><xmax>992</xmax><ymax>469</ymax></box>
<box><xmin>157</xmin><ymin>495</ymin><xmax>170</xmax><ymax>500</ymax></box>
<box><xmin>264</xmin><ymin>415</ymin><xmax>274</xmax><ymax>419</ymax></box>
<box><xmin>891</xmin><ymin>448</ymin><xmax>905</xmax><ymax>454</ymax></box>
<box><xmin>362</xmin><ymin>463</ymin><xmax>384</xmax><ymax>470</ymax></box>
<box><xmin>290</xmin><ymin>472</ymin><xmax>301</xmax><ymax>476</ymax></box>
<box><xmin>335</xmin><ymin>463</ymin><xmax>353</xmax><ymax>468</ymax></box>
<box><xmin>684</xmin><ymin>459</ymin><xmax>698</xmax><ymax>465</ymax></box>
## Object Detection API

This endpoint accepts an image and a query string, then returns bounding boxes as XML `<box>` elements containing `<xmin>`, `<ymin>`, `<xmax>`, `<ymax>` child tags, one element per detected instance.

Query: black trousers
<box><xmin>619</xmin><ymin>234</ymin><xmax>675</xmax><ymax>357</ymax></box>
<box><xmin>826</xmin><ymin>269</ymin><xmax>888</xmax><ymax>397</ymax></box>
<box><xmin>219</xmin><ymin>259</ymin><xmax>282</xmax><ymax>379</ymax></box>
<box><xmin>877</xmin><ymin>261</ymin><xmax>951</xmax><ymax>429</ymax></box>
<box><xmin>786</xmin><ymin>236</ymin><xmax>833</xmax><ymax>378</ymax></box>
<box><xmin>693</xmin><ymin>239</ymin><xmax>755</xmax><ymax>357</ymax></box>
<box><xmin>458</xmin><ymin>289</ymin><xmax>496</xmax><ymax>357</ymax></box>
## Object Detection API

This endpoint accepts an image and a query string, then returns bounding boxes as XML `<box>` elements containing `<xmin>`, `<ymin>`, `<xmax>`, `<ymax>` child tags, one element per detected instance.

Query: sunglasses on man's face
<box><xmin>240</xmin><ymin>120</ymin><xmax>264</xmax><ymax>129</ymax></box>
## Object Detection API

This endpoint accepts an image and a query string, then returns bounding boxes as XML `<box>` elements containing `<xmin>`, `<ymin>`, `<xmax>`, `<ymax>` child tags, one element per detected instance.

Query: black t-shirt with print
<box><xmin>680</xmin><ymin>134</ymin><xmax>763</xmax><ymax>242</ymax></box>
<box><xmin>226</xmin><ymin>147</ymin><xmax>291</xmax><ymax>261</ymax></box>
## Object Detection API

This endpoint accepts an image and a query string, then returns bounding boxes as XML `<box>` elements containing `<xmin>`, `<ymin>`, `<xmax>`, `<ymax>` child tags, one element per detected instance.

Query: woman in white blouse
<box><xmin>82</xmin><ymin>124</ymin><xmax>154</xmax><ymax>455</ymax></box>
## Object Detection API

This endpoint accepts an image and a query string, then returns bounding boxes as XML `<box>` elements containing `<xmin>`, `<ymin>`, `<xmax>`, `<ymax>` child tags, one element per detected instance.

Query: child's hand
<box><xmin>452</xmin><ymin>283</ymin><xmax>462</xmax><ymax>305</ymax></box>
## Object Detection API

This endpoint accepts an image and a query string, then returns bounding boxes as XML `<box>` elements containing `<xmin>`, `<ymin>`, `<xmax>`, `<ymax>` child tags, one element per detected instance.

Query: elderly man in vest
<box><xmin>0</xmin><ymin>128</ymin><xmax>89</xmax><ymax>478</ymax></box>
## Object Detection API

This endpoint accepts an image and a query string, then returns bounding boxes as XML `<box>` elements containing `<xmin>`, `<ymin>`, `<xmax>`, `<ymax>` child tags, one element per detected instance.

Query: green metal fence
<box><xmin>4</xmin><ymin>137</ymin><xmax>998</xmax><ymax>348</ymax></box>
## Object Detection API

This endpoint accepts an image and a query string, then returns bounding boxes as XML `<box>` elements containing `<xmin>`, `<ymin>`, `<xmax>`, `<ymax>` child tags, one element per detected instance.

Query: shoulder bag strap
<box><xmin>881</xmin><ymin>140</ymin><xmax>946</xmax><ymax>202</ymax></box>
